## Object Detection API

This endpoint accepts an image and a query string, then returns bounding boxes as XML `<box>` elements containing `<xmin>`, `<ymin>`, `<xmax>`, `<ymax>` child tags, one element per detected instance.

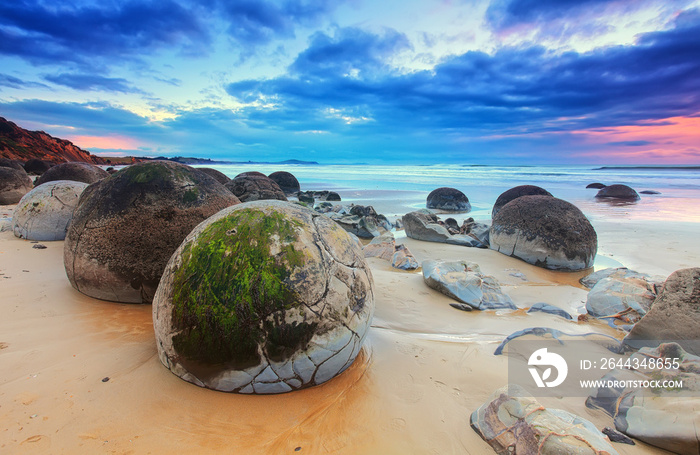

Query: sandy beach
<box><xmin>1</xmin><ymin>198</ymin><xmax>698</xmax><ymax>454</ymax></box>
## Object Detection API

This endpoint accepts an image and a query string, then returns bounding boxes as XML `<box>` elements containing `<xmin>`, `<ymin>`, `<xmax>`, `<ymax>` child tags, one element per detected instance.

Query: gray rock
<box><xmin>152</xmin><ymin>200</ymin><xmax>374</xmax><ymax>393</ymax></box>
<box><xmin>363</xmin><ymin>232</ymin><xmax>396</xmax><ymax>260</ymax></box>
<box><xmin>35</xmin><ymin>162</ymin><xmax>109</xmax><ymax>186</ymax></box>
<box><xmin>494</xmin><ymin>327</ymin><xmax>620</xmax><ymax>355</ymax></box>
<box><xmin>13</xmin><ymin>180</ymin><xmax>88</xmax><ymax>241</ymax></box>
<box><xmin>422</xmin><ymin>260</ymin><xmax>515</xmax><ymax>310</ymax></box>
<box><xmin>426</xmin><ymin>187</ymin><xmax>471</xmax><ymax>212</ymax></box>
<box><xmin>225</xmin><ymin>174</ymin><xmax>287</xmax><ymax>202</ymax></box>
<box><xmin>472</xmin><ymin>384</ymin><xmax>619</xmax><ymax>455</ymax></box>
<box><xmin>268</xmin><ymin>171</ymin><xmax>300</xmax><ymax>195</ymax></box>
<box><xmin>0</xmin><ymin>167</ymin><xmax>33</xmax><ymax>205</ymax></box>
<box><xmin>639</xmin><ymin>190</ymin><xmax>661</xmax><ymax>195</ymax></box>
<box><xmin>445</xmin><ymin>234</ymin><xmax>486</xmax><ymax>248</ymax></box>
<box><xmin>595</xmin><ymin>184</ymin><xmax>640</xmax><ymax>201</ymax></box>
<box><xmin>198</xmin><ymin>168</ymin><xmax>230</xmax><ymax>184</ymax></box>
<box><xmin>580</xmin><ymin>267</ymin><xmax>661</xmax><ymax>290</ymax></box>
<box><xmin>624</xmin><ymin>268</ymin><xmax>700</xmax><ymax>355</ymax></box>
<box><xmin>527</xmin><ymin>302</ymin><xmax>573</xmax><ymax>320</ymax></box>
<box><xmin>64</xmin><ymin>161</ymin><xmax>240</xmax><ymax>304</ymax></box>
<box><xmin>492</xmin><ymin>185</ymin><xmax>552</xmax><ymax>218</ymax></box>
<box><xmin>403</xmin><ymin>210</ymin><xmax>451</xmax><ymax>243</ymax></box>
<box><xmin>391</xmin><ymin>244</ymin><xmax>419</xmax><ymax>270</ymax></box>
<box><xmin>586</xmin><ymin>277</ymin><xmax>656</xmax><ymax>322</ymax></box>
<box><xmin>490</xmin><ymin>195</ymin><xmax>597</xmax><ymax>271</ymax></box>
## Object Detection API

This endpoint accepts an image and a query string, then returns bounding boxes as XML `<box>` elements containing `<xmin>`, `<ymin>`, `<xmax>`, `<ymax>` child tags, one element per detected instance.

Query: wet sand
<box><xmin>1</xmin><ymin>204</ymin><xmax>697</xmax><ymax>454</ymax></box>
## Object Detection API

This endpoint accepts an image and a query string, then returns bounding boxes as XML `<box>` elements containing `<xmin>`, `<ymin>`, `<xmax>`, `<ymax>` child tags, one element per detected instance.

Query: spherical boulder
<box><xmin>35</xmin><ymin>162</ymin><xmax>109</xmax><ymax>186</ymax></box>
<box><xmin>24</xmin><ymin>159</ymin><xmax>53</xmax><ymax>175</ymax></box>
<box><xmin>490</xmin><ymin>195</ymin><xmax>597</xmax><ymax>270</ymax></box>
<box><xmin>595</xmin><ymin>184</ymin><xmax>640</xmax><ymax>201</ymax></box>
<box><xmin>586</xmin><ymin>182</ymin><xmax>606</xmax><ymax>189</ymax></box>
<box><xmin>0</xmin><ymin>158</ymin><xmax>25</xmax><ymax>172</ymax></box>
<box><xmin>153</xmin><ymin>200</ymin><xmax>374</xmax><ymax>393</ymax></box>
<box><xmin>225</xmin><ymin>175</ymin><xmax>287</xmax><ymax>202</ymax></box>
<box><xmin>426</xmin><ymin>187</ymin><xmax>471</xmax><ymax>212</ymax></box>
<box><xmin>492</xmin><ymin>185</ymin><xmax>552</xmax><ymax>218</ymax></box>
<box><xmin>234</xmin><ymin>171</ymin><xmax>266</xmax><ymax>179</ymax></box>
<box><xmin>198</xmin><ymin>167</ymin><xmax>230</xmax><ymax>185</ymax></box>
<box><xmin>64</xmin><ymin>161</ymin><xmax>240</xmax><ymax>304</ymax></box>
<box><xmin>13</xmin><ymin>180</ymin><xmax>89</xmax><ymax>241</ymax></box>
<box><xmin>0</xmin><ymin>167</ymin><xmax>33</xmax><ymax>205</ymax></box>
<box><xmin>268</xmin><ymin>171</ymin><xmax>301</xmax><ymax>194</ymax></box>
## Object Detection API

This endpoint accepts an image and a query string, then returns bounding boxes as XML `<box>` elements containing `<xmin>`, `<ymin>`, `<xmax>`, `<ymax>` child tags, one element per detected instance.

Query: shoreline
<box><xmin>2</xmin><ymin>196</ymin><xmax>696</xmax><ymax>453</ymax></box>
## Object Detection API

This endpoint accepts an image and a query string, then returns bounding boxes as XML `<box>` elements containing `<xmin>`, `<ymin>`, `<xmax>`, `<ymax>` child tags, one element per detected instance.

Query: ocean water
<box><xmin>198</xmin><ymin>164</ymin><xmax>700</xmax><ymax>223</ymax></box>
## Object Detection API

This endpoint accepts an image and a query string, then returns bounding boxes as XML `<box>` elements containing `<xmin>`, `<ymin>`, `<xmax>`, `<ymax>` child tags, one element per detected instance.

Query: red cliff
<box><xmin>0</xmin><ymin>117</ymin><xmax>107</xmax><ymax>164</ymax></box>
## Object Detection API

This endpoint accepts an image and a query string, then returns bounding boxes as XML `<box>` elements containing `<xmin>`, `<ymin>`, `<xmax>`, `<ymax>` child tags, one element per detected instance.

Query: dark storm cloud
<box><xmin>43</xmin><ymin>74</ymin><xmax>144</xmax><ymax>94</ymax></box>
<box><xmin>226</xmin><ymin>15</ymin><xmax>700</xmax><ymax>134</ymax></box>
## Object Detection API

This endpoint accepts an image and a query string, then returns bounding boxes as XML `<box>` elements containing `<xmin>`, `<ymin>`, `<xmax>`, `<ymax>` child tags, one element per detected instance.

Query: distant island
<box><xmin>593</xmin><ymin>166</ymin><xmax>700</xmax><ymax>170</ymax></box>
<box><xmin>0</xmin><ymin>116</ymin><xmax>318</xmax><ymax>166</ymax></box>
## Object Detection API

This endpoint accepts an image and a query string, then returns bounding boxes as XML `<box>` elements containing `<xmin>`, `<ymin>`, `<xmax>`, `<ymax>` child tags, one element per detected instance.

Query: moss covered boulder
<box><xmin>153</xmin><ymin>200</ymin><xmax>374</xmax><ymax>393</ymax></box>
<box><xmin>13</xmin><ymin>180</ymin><xmax>89</xmax><ymax>241</ymax></box>
<box><xmin>490</xmin><ymin>195</ymin><xmax>597</xmax><ymax>270</ymax></box>
<box><xmin>64</xmin><ymin>161</ymin><xmax>240</xmax><ymax>304</ymax></box>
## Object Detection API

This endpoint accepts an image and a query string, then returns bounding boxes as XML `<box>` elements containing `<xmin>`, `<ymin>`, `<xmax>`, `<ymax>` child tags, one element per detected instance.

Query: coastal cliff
<box><xmin>0</xmin><ymin>117</ymin><xmax>107</xmax><ymax>164</ymax></box>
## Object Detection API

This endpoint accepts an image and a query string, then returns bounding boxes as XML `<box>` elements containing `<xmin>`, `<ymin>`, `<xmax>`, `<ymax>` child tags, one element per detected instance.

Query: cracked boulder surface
<box><xmin>473</xmin><ymin>384</ymin><xmax>620</xmax><ymax>455</ymax></box>
<box><xmin>0</xmin><ymin>167</ymin><xmax>33</xmax><ymax>205</ymax></box>
<box><xmin>491</xmin><ymin>184</ymin><xmax>552</xmax><ymax>218</ymax></box>
<box><xmin>64</xmin><ymin>161</ymin><xmax>240</xmax><ymax>304</ymax></box>
<box><xmin>426</xmin><ymin>187</ymin><xmax>471</xmax><ymax>212</ymax></box>
<box><xmin>153</xmin><ymin>200</ymin><xmax>374</xmax><ymax>394</ymax></box>
<box><xmin>225</xmin><ymin>174</ymin><xmax>288</xmax><ymax>202</ymax></box>
<box><xmin>13</xmin><ymin>180</ymin><xmax>88</xmax><ymax>241</ymax></box>
<box><xmin>490</xmin><ymin>195</ymin><xmax>597</xmax><ymax>271</ymax></box>
<box><xmin>35</xmin><ymin>162</ymin><xmax>109</xmax><ymax>186</ymax></box>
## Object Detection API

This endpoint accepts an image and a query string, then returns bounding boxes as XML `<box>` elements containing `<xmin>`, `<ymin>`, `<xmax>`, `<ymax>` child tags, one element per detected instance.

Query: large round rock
<box><xmin>268</xmin><ymin>171</ymin><xmax>300</xmax><ymax>194</ymax></box>
<box><xmin>225</xmin><ymin>174</ymin><xmax>287</xmax><ymax>202</ymax></box>
<box><xmin>492</xmin><ymin>185</ymin><xmax>552</xmax><ymax>218</ymax></box>
<box><xmin>490</xmin><ymin>195</ymin><xmax>597</xmax><ymax>270</ymax></box>
<box><xmin>13</xmin><ymin>180</ymin><xmax>89</xmax><ymax>241</ymax></box>
<box><xmin>153</xmin><ymin>200</ymin><xmax>374</xmax><ymax>394</ymax></box>
<box><xmin>35</xmin><ymin>162</ymin><xmax>109</xmax><ymax>186</ymax></box>
<box><xmin>0</xmin><ymin>167</ymin><xmax>33</xmax><ymax>205</ymax></box>
<box><xmin>595</xmin><ymin>184</ymin><xmax>640</xmax><ymax>201</ymax></box>
<box><xmin>426</xmin><ymin>187</ymin><xmax>471</xmax><ymax>212</ymax></box>
<box><xmin>24</xmin><ymin>159</ymin><xmax>53</xmax><ymax>175</ymax></box>
<box><xmin>64</xmin><ymin>161</ymin><xmax>240</xmax><ymax>304</ymax></box>
<box><xmin>198</xmin><ymin>167</ymin><xmax>230</xmax><ymax>185</ymax></box>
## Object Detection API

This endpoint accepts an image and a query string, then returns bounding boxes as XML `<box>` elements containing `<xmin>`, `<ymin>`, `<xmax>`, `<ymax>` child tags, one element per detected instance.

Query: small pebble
<box><xmin>32</xmin><ymin>244</ymin><xmax>47</xmax><ymax>249</ymax></box>
<box><xmin>295</xmin><ymin>448</ymin><xmax>302</xmax><ymax>452</ymax></box>
<box><xmin>102</xmin><ymin>377</ymin><xmax>110</xmax><ymax>382</ymax></box>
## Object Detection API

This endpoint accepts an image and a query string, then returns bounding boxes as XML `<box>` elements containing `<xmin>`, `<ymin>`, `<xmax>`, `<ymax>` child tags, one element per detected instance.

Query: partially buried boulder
<box><xmin>586</xmin><ymin>182</ymin><xmax>606</xmax><ymax>189</ymax></box>
<box><xmin>586</xmin><ymin>277</ymin><xmax>656</xmax><ymax>325</ymax></box>
<box><xmin>24</xmin><ymin>159</ymin><xmax>52</xmax><ymax>175</ymax></box>
<box><xmin>472</xmin><ymin>384</ymin><xmax>619</xmax><ymax>455</ymax></box>
<box><xmin>492</xmin><ymin>185</ymin><xmax>552</xmax><ymax>218</ymax></box>
<box><xmin>595</xmin><ymin>184</ymin><xmax>640</xmax><ymax>201</ymax></box>
<box><xmin>624</xmin><ymin>268</ymin><xmax>700</xmax><ymax>355</ymax></box>
<box><xmin>198</xmin><ymin>167</ymin><xmax>230</xmax><ymax>185</ymax></box>
<box><xmin>0</xmin><ymin>158</ymin><xmax>25</xmax><ymax>172</ymax></box>
<box><xmin>490</xmin><ymin>195</ymin><xmax>597</xmax><ymax>270</ymax></box>
<box><xmin>13</xmin><ymin>180</ymin><xmax>88</xmax><ymax>241</ymax></box>
<box><xmin>35</xmin><ymin>162</ymin><xmax>109</xmax><ymax>186</ymax></box>
<box><xmin>422</xmin><ymin>260</ymin><xmax>515</xmax><ymax>310</ymax></box>
<box><xmin>225</xmin><ymin>174</ymin><xmax>287</xmax><ymax>202</ymax></box>
<box><xmin>64</xmin><ymin>161</ymin><xmax>240</xmax><ymax>304</ymax></box>
<box><xmin>152</xmin><ymin>200</ymin><xmax>374</xmax><ymax>393</ymax></box>
<box><xmin>403</xmin><ymin>210</ymin><xmax>451</xmax><ymax>243</ymax></box>
<box><xmin>0</xmin><ymin>167</ymin><xmax>33</xmax><ymax>205</ymax></box>
<box><xmin>426</xmin><ymin>187</ymin><xmax>471</xmax><ymax>212</ymax></box>
<box><xmin>268</xmin><ymin>171</ymin><xmax>300</xmax><ymax>194</ymax></box>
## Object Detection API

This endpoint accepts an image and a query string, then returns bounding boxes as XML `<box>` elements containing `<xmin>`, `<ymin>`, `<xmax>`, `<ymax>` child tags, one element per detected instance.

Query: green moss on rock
<box><xmin>171</xmin><ymin>208</ymin><xmax>309</xmax><ymax>369</ymax></box>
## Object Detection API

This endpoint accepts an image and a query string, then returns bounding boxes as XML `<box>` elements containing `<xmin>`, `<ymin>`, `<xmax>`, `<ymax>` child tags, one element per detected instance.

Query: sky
<box><xmin>1</xmin><ymin>0</ymin><xmax>699</xmax><ymax>164</ymax></box>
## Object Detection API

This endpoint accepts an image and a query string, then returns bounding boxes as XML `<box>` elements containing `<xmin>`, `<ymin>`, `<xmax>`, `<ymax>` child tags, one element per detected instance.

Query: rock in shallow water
<box><xmin>490</xmin><ymin>195</ymin><xmax>597</xmax><ymax>271</ymax></box>
<box><xmin>153</xmin><ymin>200</ymin><xmax>374</xmax><ymax>393</ymax></box>
<box><xmin>426</xmin><ymin>187</ymin><xmax>471</xmax><ymax>212</ymax></box>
